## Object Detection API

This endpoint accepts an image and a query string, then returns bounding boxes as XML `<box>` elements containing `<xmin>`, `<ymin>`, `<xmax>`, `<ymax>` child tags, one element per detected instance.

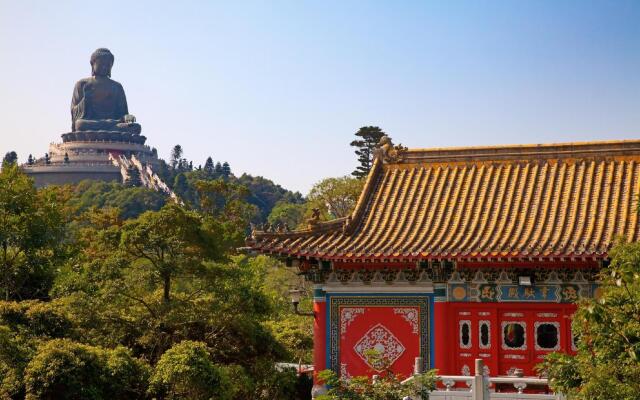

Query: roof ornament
<box><xmin>307</xmin><ymin>208</ymin><xmax>322</xmax><ymax>229</ymax></box>
<box><xmin>374</xmin><ymin>135</ymin><xmax>407</xmax><ymax>163</ymax></box>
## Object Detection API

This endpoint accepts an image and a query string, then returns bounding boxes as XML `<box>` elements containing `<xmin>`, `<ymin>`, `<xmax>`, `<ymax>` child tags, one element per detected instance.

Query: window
<box><xmin>535</xmin><ymin>322</ymin><xmax>560</xmax><ymax>351</ymax></box>
<box><xmin>479</xmin><ymin>321</ymin><xmax>491</xmax><ymax>348</ymax></box>
<box><xmin>502</xmin><ymin>322</ymin><xmax>526</xmax><ymax>350</ymax></box>
<box><xmin>459</xmin><ymin>320</ymin><xmax>471</xmax><ymax>348</ymax></box>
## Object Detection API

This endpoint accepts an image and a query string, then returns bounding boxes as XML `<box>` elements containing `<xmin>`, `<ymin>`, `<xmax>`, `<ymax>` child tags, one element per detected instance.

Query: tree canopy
<box><xmin>541</xmin><ymin>241</ymin><xmax>640</xmax><ymax>399</ymax></box>
<box><xmin>0</xmin><ymin>166</ymin><xmax>311</xmax><ymax>399</ymax></box>
<box><xmin>350</xmin><ymin>126</ymin><xmax>385</xmax><ymax>179</ymax></box>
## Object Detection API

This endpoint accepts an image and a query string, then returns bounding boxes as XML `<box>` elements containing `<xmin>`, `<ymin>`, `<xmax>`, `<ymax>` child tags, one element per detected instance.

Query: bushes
<box><xmin>0</xmin><ymin>300</ymin><xmax>72</xmax><ymax>339</ymax></box>
<box><xmin>23</xmin><ymin>339</ymin><xmax>149</xmax><ymax>400</ymax></box>
<box><xmin>540</xmin><ymin>241</ymin><xmax>640</xmax><ymax>399</ymax></box>
<box><xmin>148</xmin><ymin>340</ymin><xmax>231</xmax><ymax>400</ymax></box>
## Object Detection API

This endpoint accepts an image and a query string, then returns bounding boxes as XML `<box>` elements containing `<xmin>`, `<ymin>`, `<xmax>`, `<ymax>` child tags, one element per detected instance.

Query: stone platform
<box><xmin>23</xmin><ymin>131</ymin><xmax>160</xmax><ymax>187</ymax></box>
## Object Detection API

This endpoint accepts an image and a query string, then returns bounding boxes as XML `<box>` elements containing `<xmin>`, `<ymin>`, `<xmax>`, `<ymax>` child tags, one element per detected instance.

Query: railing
<box><xmin>400</xmin><ymin>359</ymin><xmax>564</xmax><ymax>400</ymax></box>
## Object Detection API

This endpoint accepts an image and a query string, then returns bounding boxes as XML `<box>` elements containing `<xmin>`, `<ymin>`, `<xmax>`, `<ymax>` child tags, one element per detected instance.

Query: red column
<box><xmin>434</xmin><ymin>301</ymin><xmax>449</xmax><ymax>374</ymax></box>
<box><xmin>312</xmin><ymin>290</ymin><xmax>327</xmax><ymax>384</ymax></box>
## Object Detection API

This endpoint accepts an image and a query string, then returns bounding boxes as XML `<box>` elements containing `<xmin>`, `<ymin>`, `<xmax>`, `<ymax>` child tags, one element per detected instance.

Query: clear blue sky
<box><xmin>1</xmin><ymin>1</ymin><xmax>638</xmax><ymax>194</ymax></box>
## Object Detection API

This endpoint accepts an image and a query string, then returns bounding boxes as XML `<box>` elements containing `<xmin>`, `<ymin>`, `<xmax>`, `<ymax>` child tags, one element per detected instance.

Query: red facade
<box><xmin>247</xmin><ymin>139</ymin><xmax>640</xmax><ymax>393</ymax></box>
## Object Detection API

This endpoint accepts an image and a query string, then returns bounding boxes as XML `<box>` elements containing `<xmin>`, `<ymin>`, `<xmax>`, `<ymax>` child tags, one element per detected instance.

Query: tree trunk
<box><xmin>163</xmin><ymin>274</ymin><xmax>171</xmax><ymax>303</ymax></box>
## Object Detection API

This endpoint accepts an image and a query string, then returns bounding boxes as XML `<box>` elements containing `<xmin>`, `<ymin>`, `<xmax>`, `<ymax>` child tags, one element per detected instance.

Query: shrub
<box><xmin>24</xmin><ymin>339</ymin><xmax>149</xmax><ymax>400</ymax></box>
<box><xmin>148</xmin><ymin>340</ymin><xmax>231</xmax><ymax>400</ymax></box>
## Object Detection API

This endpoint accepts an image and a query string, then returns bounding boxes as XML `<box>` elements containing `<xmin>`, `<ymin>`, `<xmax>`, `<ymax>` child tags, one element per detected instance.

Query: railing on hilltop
<box><xmin>399</xmin><ymin>359</ymin><xmax>564</xmax><ymax>400</ymax></box>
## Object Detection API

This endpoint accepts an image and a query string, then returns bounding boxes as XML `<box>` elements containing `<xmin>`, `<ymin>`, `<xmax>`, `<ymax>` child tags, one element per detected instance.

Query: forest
<box><xmin>0</xmin><ymin>133</ymin><xmax>375</xmax><ymax>400</ymax></box>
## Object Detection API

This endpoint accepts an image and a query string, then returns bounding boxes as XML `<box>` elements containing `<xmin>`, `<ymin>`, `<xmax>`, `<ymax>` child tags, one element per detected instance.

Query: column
<box><xmin>434</xmin><ymin>283</ymin><xmax>449</xmax><ymax>373</ymax></box>
<box><xmin>311</xmin><ymin>286</ymin><xmax>327</xmax><ymax>398</ymax></box>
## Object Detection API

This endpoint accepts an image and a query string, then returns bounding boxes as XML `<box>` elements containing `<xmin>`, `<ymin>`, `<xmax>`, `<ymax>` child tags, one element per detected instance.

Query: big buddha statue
<box><xmin>69</xmin><ymin>48</ymin><xmax>142</xmax><ymax>136</ymax></box>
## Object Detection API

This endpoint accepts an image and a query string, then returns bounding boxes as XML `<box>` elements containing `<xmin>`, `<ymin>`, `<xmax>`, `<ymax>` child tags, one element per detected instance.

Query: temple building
<box><xmin>246</xmin><ymin>137</ymin><xmax>640</xmax><ymax>391</ymax></box>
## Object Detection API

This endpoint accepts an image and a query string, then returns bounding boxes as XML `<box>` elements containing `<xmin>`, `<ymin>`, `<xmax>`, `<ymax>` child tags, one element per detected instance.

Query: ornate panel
<box><xmin>328</xmin><ymin>295</ymin><xmax>431</xmax><ymax>377</ymax></box>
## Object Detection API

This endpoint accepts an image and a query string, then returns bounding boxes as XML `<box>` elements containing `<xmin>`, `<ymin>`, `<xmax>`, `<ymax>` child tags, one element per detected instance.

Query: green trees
<box><xmin>541</xmin><ymin>241</ymin><xmax>640</xmax><ymax>399</ymax></box>
<box><xmin>307</xmin><ymin>176</ymin><xmax>364</xmax><ymax>220</ymax></box>
<box><xmin>148</xmin><ymin>340</ymin><xmax>231</xmax><ymax>400</ymax></box>
<box><xmin>125</xmin><ymin>165</ymin><xmax>142</xmax><ymax>187</ymax></box>
<box><xmin>2</xmin><ymin>151</ymin><xmax>18</xmax><ymax>168</ymax></box>
<box><xmin>68</xmin><ymin>180</ymin><xmax>167</xmax><ymax>219</ymax></box>
<box><xmin>317</xmin><ymin>352</ymin><xmax>437</xmax><ymax>400</ymax></box>
<box><xmin>0</xmin><ymin>166</ymin><xmax>315</xmax><ymax>399</ymax></box>
<box><xmin>169</xmin><ymin>145</ymin><xmax>183</xmax><ymax>170</ymax></box>
<box><xmin>24</xmin><ymin>340</ymin><xmax>149</xmax><ymax>400</ymax></box>
<box><xmin>350</xmin><ymin>126</ymin><xmax>386</xmax><ymax>179</ymax></box>
<box><xmin>0</xmin><ymin>165</ymin><xmax>68</xmax><ymax>300</ymax></box>
<box><xmin>268</xmin><ymin>202</ymin><xmax>307</xmax><ymax>229</ymax></box>
<box><xmin>119</xmin><ymin>205</ymin><xmax>222</xmax><ymax>304</ymax></box>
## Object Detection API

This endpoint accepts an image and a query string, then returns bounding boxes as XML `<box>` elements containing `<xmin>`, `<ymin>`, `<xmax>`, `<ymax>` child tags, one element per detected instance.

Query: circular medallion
<box><xmin>452</xmin><ymin>286</ymin><xmax>467</xmax><ymax>300</ymax></box>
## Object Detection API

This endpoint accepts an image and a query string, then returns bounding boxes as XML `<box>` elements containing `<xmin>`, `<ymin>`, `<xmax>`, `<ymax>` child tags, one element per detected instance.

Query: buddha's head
<box><xmin>90</xmin><ymin>48</ymin><xmax>114</xmax><ymax>78</ymax></box>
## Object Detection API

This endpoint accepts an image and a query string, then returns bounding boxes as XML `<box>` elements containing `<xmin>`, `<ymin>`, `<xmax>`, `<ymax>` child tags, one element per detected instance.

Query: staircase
<box><xmin>108</xmin><ymin>153</ymin><xmax>182</xmax><ymax>204</ymax></box>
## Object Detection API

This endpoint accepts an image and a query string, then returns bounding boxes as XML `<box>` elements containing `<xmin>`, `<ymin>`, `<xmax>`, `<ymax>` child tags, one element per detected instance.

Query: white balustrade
<box><xmin>400</xmin><ymin>359</ymin><xmax>563</xmax><ymax>400</ymax></box>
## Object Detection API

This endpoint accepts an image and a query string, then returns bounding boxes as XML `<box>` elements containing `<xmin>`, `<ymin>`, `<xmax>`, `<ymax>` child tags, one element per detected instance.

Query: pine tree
<box><xmin>349</xmin><ymin>126</ymin><xmax>386</xmax><ymax>179</ymax></box>
<box><xmin>221</xmin><ymin>162</ymin><xmax>231</xmax><ymax>177</ymax></box>
<box><xmin>44</xmin><ymin>153</ymin><xmax>51</xmax><ymax>165</ymax></box>
<box><xmin>2</xmin><ymin>151</ymin><xmax>17</xmax><ymax>167</ymax></box>
<box><xmin>125</xmin><ymin>165</ymin><xmax>142</xmax><ymax>187</ymax></box>
<box><xmin>63</xmin><ymin>152</ymin><xmax>70</xmax><ymax>164</ymax></box>
<box><xmin>27</xmin><ymin>154</ymin><xmax>34</xmax><ymax>165</ymax></box>
<box><xmin>173</xmin><ymin>173</ymin><xmax>190</xmax><ymax>202</ymax></box>
<box><xmin>214</xmin><ymin>162</ymin><xmax>223</xmax><ymax>175</ymax></box>
<box><xmin>204</xmin><ymin>157</ymin><xmax>214</xmax><ymax>176</ymax></box>
<box><xmin>170</xmin><ymin>145</ymin><xmax>183</xmax><ymax>169</ymax></box>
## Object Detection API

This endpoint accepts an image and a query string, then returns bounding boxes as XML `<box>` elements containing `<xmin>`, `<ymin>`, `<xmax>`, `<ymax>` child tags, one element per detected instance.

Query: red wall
<box><xmin>438</xmin><ymin>302</ymin><xmax>577</xmax><ymax>376</ymax></box>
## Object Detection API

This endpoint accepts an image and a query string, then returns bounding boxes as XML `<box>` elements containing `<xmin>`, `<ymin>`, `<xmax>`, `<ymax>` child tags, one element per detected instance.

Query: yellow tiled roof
<box><xmin>250</xmin><ymin>139</ymin><xmax>640</xmax><ymax>261</ymax></box>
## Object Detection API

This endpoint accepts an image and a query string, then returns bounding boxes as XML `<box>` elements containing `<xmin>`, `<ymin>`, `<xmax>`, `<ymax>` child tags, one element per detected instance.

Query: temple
<box><xmin>246</xmin><ymin>137</ymin><xmax>640</xmax><ymax>392</ymax></box>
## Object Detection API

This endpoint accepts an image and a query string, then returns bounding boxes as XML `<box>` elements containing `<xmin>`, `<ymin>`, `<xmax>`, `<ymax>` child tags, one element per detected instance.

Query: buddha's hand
<box><xmin>123</xmin><ymin>114</ymin><xmax>136</xmax><ymax>123</ymax></box>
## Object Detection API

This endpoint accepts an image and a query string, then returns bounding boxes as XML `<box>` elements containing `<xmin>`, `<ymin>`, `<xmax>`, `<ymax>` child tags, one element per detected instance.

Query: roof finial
<box><xmin>374</xmin><ymin>135</ymin><xmax>407</xmax><ymax>163</ymax></box>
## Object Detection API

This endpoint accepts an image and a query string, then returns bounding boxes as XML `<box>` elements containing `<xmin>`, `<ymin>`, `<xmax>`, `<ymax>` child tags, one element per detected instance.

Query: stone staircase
<box><xmin>108</xmin><ymin>153</ymin><xmax>182</xmax><ymax>204</ymax></box>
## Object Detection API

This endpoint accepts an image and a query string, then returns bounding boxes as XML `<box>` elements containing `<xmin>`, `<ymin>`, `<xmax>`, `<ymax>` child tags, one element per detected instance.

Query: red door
<box><xmin>454</xmin><ymin>310</ymin><xmax>498</xmax><ymax>377</ymax></box>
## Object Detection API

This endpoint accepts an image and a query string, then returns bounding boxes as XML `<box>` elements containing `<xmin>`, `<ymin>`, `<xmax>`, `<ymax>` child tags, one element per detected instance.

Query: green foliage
<box><xmin>350</xmin><ymin>126</ymin><xmax>386</xmax><ymax>179</ymax></box>
<box><xmin>2</xmin><ymin>151</ymin><xmax>18</xmax><ymax>168</ymax></box>
<box><xmin>0</xmin><ymin>165</ymin><xmax>68</xmax><ymax>300</ymax></box>
<box><xmin>241</xmin><ymin>255</ymin><xmax>313</xmax><ymax>363</ymax></box>
<box><xmin>148</xmin><ymin>340</ymin><xmax>231</xmax><ymax>400</ymax></box>
<box><xmin>125</xmin><ymin>166</ymin><xmax>142</xmax><ymax>187</ymax></box>
<box><xmin>68</xmin><ymin>180</ymin><xmax>167</xmax><ymax>219</ymax></box>
<box><xmin>0</xmin><ymin>325</ymin><xmax>33</xmax><ymax>399</ymax></box>
<box><xmin>0</xmin><ymin>164</ymin><xmax>310</xmax><ymax>399</ymax></box>
<box><xmin>0</xmin><ymin>300</ymin><xmax>72</xmax><ymax>339</ymax></box>
<box><xmin>268</xmin><ymin>201</ymin><xmax>307</xmax><ymax>229</ymax></box>
<box><xmin>265</xmin><ymin>319</ymin><xmax>314</xmax><ymax>363</ymax></box>
<box><xmin>170</xmin><ymin>144</ymin><xmax>183</xmax><ymax>170</ymax></box>
<box><xmin>307</xmin><ymin>176</ymin><xmax>364</xmax><ymax>220</ymax></box>
<box><xmin>119</xmin><ymin>204</ymin><xmax>224</xmax><ymax>303</ymax></box>
<box><xmin>23</xmin><ymin>339</ymin><xmax>149</xmax><ymax>400</ymax></box>
<box><xmin>236</xmin><ymin>174</ymin><xmax>304</xmax><ymax>223</ymax></box>
<box><xmin>540</xmin><ymin>241</ymin><xmax>640</xmax><ymax>399</ymax></box>
<box><xmin>317</xmin><ymin>368</ymin><xmax>437</xmax><ymax>400</ymax></box>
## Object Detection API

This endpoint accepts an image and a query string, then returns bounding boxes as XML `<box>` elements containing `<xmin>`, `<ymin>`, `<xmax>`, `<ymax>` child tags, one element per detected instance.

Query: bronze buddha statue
<box><xmin>70</xmin><ymin>48</ymin><xmax>141</xmax><ymax>134</ymax></box>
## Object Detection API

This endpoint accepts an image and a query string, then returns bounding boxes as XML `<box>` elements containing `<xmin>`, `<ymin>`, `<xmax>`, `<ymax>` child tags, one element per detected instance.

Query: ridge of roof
<box><xmin>247</xmin><ymin>137</ymin><xmax>640</xmax><ymax>255</ymax></box>
<box><xmin>400</xmin><ymin>139</ymin><xmax>640</xmax><ymax>164</ymax></box>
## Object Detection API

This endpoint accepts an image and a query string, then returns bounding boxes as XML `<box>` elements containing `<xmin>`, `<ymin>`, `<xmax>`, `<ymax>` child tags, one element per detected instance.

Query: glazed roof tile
<box><xmin>250</xmin><ymin>139</ymin><xmax>640</xmax><ymax>261</ymax></box>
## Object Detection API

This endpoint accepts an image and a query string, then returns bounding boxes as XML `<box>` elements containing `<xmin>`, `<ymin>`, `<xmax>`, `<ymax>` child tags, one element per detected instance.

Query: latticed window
<box><xmin>535</xmin><ymin>322</ymin><xmax>560</xmax><ymax>350</ymax></box>
<box><xmin>502</xmin><ymin>322</ymin><xmax>525</xmax><ymax>349</ymax></box>
<box><xmin>459</xmin><ymin>320</ymin><xmax>471</xmax><ymax>348</ymax></box>
<box><xmin>479</xmin><ymin>321</ymin><xmax>491</xmax><ymax>348</ymax></box>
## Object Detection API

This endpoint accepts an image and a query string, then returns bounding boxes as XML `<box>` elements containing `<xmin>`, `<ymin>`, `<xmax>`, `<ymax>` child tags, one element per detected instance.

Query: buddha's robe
<box><xmin>70</xmin><ymin>76</ymin><xmax>133</xmax><ymax>132</ymax></box>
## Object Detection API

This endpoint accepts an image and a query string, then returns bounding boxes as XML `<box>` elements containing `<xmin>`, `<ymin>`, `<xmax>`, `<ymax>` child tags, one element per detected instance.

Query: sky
<box><xmin>0</xmin><ymin>1</ymin><xmax>638</xmax><ymax>194</ymax></box>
